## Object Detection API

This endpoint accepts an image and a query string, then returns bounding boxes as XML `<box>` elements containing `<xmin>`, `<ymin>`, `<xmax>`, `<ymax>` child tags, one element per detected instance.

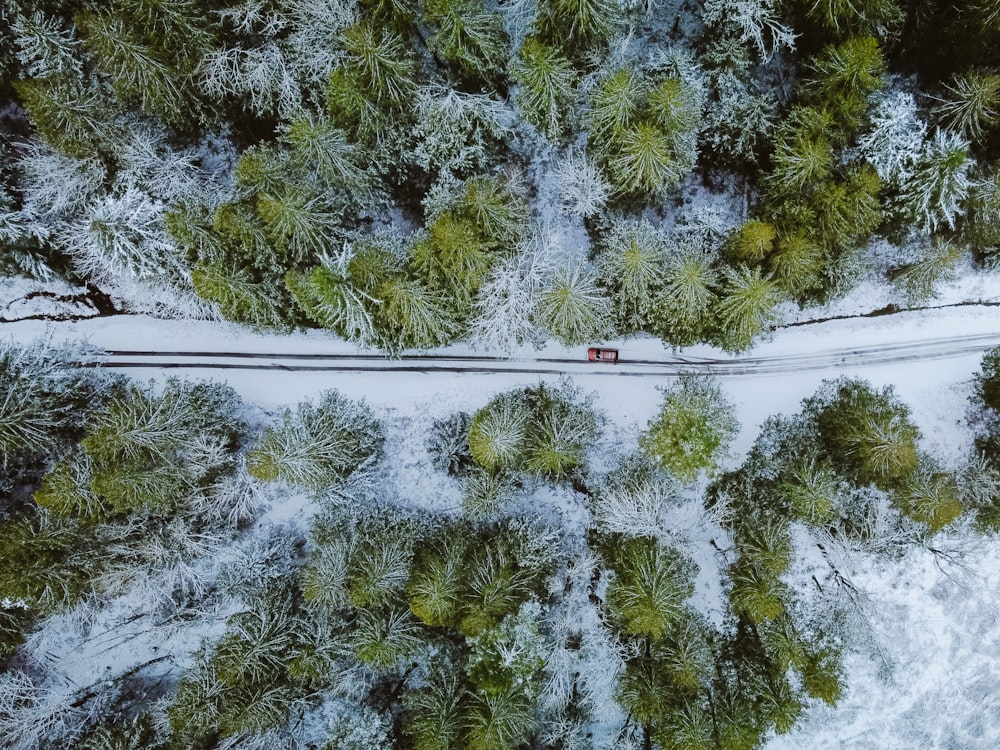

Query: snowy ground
<box><xmin>5</xmin><ymin>280</ymin><xmax>1000</xmax><ymax>747</ymax></box>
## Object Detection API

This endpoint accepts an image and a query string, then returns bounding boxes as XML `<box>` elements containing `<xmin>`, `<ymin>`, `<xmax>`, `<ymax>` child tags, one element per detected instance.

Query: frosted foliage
<box><xmin>702</xmin><ymin>70</ymin><xmax>777</xmax><ymax>165</ymax></box>
<box><xmin>0</xmin><ymin>670</ymin><xmax>92</xmax><ymax>750</ymax></box>
<box><xmin>18</xmin><ymin>144</ymin><xmax>105</xmax><ymax>219</ymax></box>
<box><xmin>592</xmin><ymin>470</ymin><xmax>681</xmax><ymax>541</ymax></box>
<box><xmin>857</xmin><ymin>90</ymin><xmax>927</xmax><ymax>185</ymax></box>
<box><xmin>207</xmin><ymin>461</ymin><xmax>271</xmax><ymax>530</ymax></box>
<box><xmin>412</xmin><ymin>87</ymin><xmax>514</xmax><ymax>180</ymax></box>
<box><xmin>57</xmin><ymin>188</ymin><xmax>183</xmax><ymax>284</ymax></box>
<box><xmin>702</xmin><ymin>0</ymin><xmax>796</xmax><ymax>60</ymax></box>
<box><xmin>497</xmin><ymin>0</ymin><xmax>538</xmax><ymax>49</ymax></box>
<box><xmin>199</xmin><ymin>44</ymin><xmax>302</xmax><ymax>118</ymax></box>
<box><xmin>468</xmin><ymin>230</ymin><xmax>559</xmax><ymax>352</ymax></box>
<box><xmin>324</xmin><ymin>706</ymin><xmax>393</xmax><ymax>749</ymax></box>
<box><xmin>12</xmin><ymin>11</ymin><xmax>82</xmax><ymax>79</ymax></box>
<box><xmin>314</xmin><ymin>245</ymin><xmax>379</xmax><ymax>344</ymax></box>
<box><xmin>554</xmin><ymin>152</ymin><xmax>611</xmax><ymax>218</ymax></box>
<box><xmin>205</xmin><ymin>0</ymin><xmax>355</xmax><ymax>115</ymax></box>
<box><xmin>541</xmin><ymin>605</ymin><xmax>625</xmax><ymax>723</ymax></box>
<box><xmin>118</xmin><ymin>129</ymin><xmax>209</xmax><ymax>204</ymax></box>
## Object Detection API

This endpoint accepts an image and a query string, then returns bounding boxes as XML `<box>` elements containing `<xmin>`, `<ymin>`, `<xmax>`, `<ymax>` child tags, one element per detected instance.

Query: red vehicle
<box><xmin>587</xmin><ymin>347</ymin><xmax>619</xmax><ymax>363</ymax></box>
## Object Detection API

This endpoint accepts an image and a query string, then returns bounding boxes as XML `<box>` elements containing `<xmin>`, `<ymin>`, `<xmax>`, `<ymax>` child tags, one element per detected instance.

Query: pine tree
<box><xmin>301</xmin><ymin>535</ymin><xmax>355</xmax><ymax>612</ymax></box>
<box><xmin>468</xmin><ymin>394</ymin><xmax>530</xmax><ymax>470</ymax></box>
<box><xmin>777</xmin><ymin>457</ymin><xmax>840</xmax><ymax>524</ymax></box>
<box><xmin>192</xmin><ymin>262</ymin><xmax>291</xmax><ymax>330</ymax></box>
<box><xmin>423</xmin><ymin>0</ymin><xmax>508</xmax><ymax>78</ymax></box>
<box><xmin>467</xmin><ymin>231</ymin><xmax>557</xmax><ymax>352</ymax></box>
<box><xmin>460</xmin><ymin>542</ymin><xmax>536</xmax><ymax>635</ymax></box>
<box><xmin>375</xmin><ymin>276</ymin><xmax>459</xmax><ymax>350</ymax></box>
<box><xmin>533</xmin><ymin>263</ymin><xmax>614</xmax><ymax>346</ymax></box>
<box><xmin>0</xmin><ymin>342</ymin><xmax>102</xmax><ymax>477</ymax></box>
<box><xmin>933</xmin><ymin>71</ymin><xmax>1000</xmax><ymax>141</ymax></box>
<box><xmin>463</xmin><ymin>686</ymin><xmax>536</xmax><ymax>750</ymax></box>
<box><xmin>466</xmin><ymin>601</ymin><xmax>545</xmax><ymax>697</ymax></box>
<box><xmin>353</xmin><ymin>608</ymin><xmax>423</xmax><ymax>669</ymax></box>
<box><xmin>766</xmin><ymin>106</ymin><xmax>834</xmax><ymax>197</ymax></box>
<box><xmin>554</xmin><ymin>150</ymin><xmax>612</xmax><ymax>217</ymax></box>
<box><xmin>702</xmin><ymin>0</ymin><xmax>796</xmax><ymax>62</ymax></box>
<box><xmin>287</xmin><ymin>262</ymin><xmax>376</xmax><ymax>342</ymax></box>
<box><xmin>75</xmin><ymin>7</ymin><xmax>202</xmax><ymax>129</ymax></box>
<box><xmin>411</xmin><ymin>86</ymin><xmax>513</xmax><ymax>181</ymax></box>
<box><xmin>807</xmin><ymin>37</ymin><xmax>885</xmax><ymax>121</ymax></box>
<box><xmin>510</xmin><ymin>37</ymin><xmax>576</xmax><ymax>140</ymax></box>
<box><xmin>525</xmin><ymin>399</ymin><xmax>598</xmax><ymax>479</ymax></box>
<box><xmin>607</xmin><ymin>122</ymin><xmax>682</xmax><ymax>197</ymax></box>
<box><xmin>734</xmin><ymin>514</ymin><xmax>792</xmax><ymax>576</ymax></box>
<box><xmin>890</xmin><ymin>237</ymin><xmax>965</xmax><ymax>304</ymax></box>
<box><xmin>727</xmin><ymin>220</ymin><xmax>776</xmax><ymax>266</ymax></box>
<box><xmin>408</xmin><ymin>536</ymin><xmax>468</xmax><ymax>627</ymax></box>
<box><xmin>639</xmin><ymin>375</ymin><xmax>739</xmax><ymax>484</ymax></box>
<box><xmin>535</xmin><ymin>0</ymin><xmax>622</xmax><ymax>48</ymax></box>
<box><xmin>13</xmin><ymin>76</ymin><xmax>124</xmax><ymax>158</ymax></box>
<box><xmin>857</xmin><ymin>89</ymin><xmax>927</xmax><ymax>186</ymax></box>
<box><xmin>728</xmin><ymin>560</ymin><xmax>787</xmax><ymax>623</ymax></box>
<box><xmin>604</xmin><ymin>536</ymin><xmax>694</xmax><ymax>640</ymax></box>
<box><xmin>796</xmin><ymin>0</ymin><xmax>904</xmax><ymax>38</ymax></box>
<box><xmin>11</xmin><ymin>11</ymin><xmax>83</xmax><ymax>80</ymax></box>
<box><xmin>348</xmin><ymin>532</ymin><xmax>415</xmax><ymax>610</ymax></box>
<box><xmin>901</xmin><ymin>128</ymin><xmax>974</xmax><ymax>232</ymax></box>
<box><xmin>588</xmin><ymin>67</ymin><xmax>646</xmax><ymax>142</ymax></box>
<box><xmin>898</xmin><ymin>469</ymin><xmax>963</xmax><ymax>531</ymax></box>
<box><xmin>810</xmin><ymin>378</ymin><xmax>920</xmax><ymax>489</ymax></box>
<box><xmin>810</xmin><ymin>166</ymin><xmax>882</xmax><ymax>253</ymax></box>
<box><xmin>248</xmin><ymin>390</ymin><xmax>382</xmax><ymax>491</ymax></box>
<box><xmin>281</xmin><ymin>114</ymin><xmax>372</xmax><ymax>193</ymax></box>
<box><xmin>595</xmin><ymin>219</ymin><xmax>668</xmax><ymax>333</ymax></box>
<box><xmin>653</xmin><ymin>248</ymin><xmax>717</xmax><ymax>347</ymax></box>
<box><xmin>591</xmin><ymin>456</ymin><xmax>682</xmax><ymax>540</ymax></box>
<box><xmin>768</xmin><ymin>231</ymin><xmax>826</xmax><ymax>298</ymax></box>
<box><xmin>714</xmin><ymin>265</ymin><xmax>783</xmax><ymax>352</ymax></box>
<box><xmin>461</xmin><ymin>466</ymin><xmax>519</xmax><ymax>520</ymax></box>
<box><xmin>458</xmin><ymin>176</ymin><xmax>530</xmax><ymax>250</ymax></box>
<box><xmin>403</xmin><ymin>669</ymin><xmax>466</xmax><ymax>750</ymax></box>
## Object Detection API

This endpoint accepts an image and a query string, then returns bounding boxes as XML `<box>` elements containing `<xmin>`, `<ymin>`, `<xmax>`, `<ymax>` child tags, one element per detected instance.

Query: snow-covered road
<box><xmin>96</xmin><ymin>329</ymin><xmax>1000</xmax><ymax>376</ymax></box>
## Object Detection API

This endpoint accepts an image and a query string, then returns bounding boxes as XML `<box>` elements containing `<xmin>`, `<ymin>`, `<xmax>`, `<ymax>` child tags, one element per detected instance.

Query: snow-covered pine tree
<box><xmin>595</xmin><ymin>218</ymin><xmax>668</xmax><ymax>334</ymax></box>
<box><xmin>932</xmin><ymin>70</ymin><xmax>1000</xmax><ymax>142</ymax></box>
<box><xmin>402</xmin><ymin>669</ymin><xmax>465</xmax><ymax>750</ymax></box>
<box><xmin>713</xmin><ymin>264</ymin><xmax>783</xmax><ymax>352</ymax></box>
<box><xmin>468</xmin><ymin>393</ymin><xmax>530</xmax><ymax>471</ymax></box>
<box><xmin>352</xmin><ymin>608</ymin><xmax>423</xmax><ymax>669</ymax></box>
<box><xmin>639</xmin><ymin>375</ymin><xmax>739</xmax><ymax>484</ymax></box>
<box><xmin>467</xmin><ymin>228</ymin><xmax>557</xmax><ymax>352</ymax></box>
<box><xmin>533</xmin><ymin>263</ymin><xmax>614</xmax><ymax>346</ymax></box>
<box><xmin>411</xmin><ymin>86</ymin><xmax>514</xmax><ymax>183</ymax></box>
<box><xmin>247</xmin><ymin>390</ymin><xmax>382</xmax><ymax>492</ymax></box>
<box><xmin>422</xmin><ymin>0</ymin><xmax>508</xmax><ymax>79</ymax></box>
<box><xmin>900</xmin><ymin>128</ymin><xmax>974</xmax><ymax>232</ymax></box>
<box><xmin>603</xmin><ymin>536</ymin><xmax>694</xmax><ymax>640</ymax></box>
<box><xmin>809</xmin><ymin>378</ymin><xmax>921</xmax><ymax>489</ymax></box>
<box><xmin>509</xmin><ymin>36</ymin><xmax>576</xmax><ymax>140</ymax></box>
<box><xmin>408</xmin><ymin>535</ymin><xmax>468</xmax><ymax>627</ymax></box>
<box><xmin>553</xmin><ymin>150</ymin><xmax>611</xmax><ymax>218</ymax></box>
<box><xmin>898</xmin><ymin>469</ymin><xmax>963</xmax><ymax>531</ymax></box>
<box><xmin>889</xmin><ymin>236</ymin><xmax>965</xmax><ymax>303</ymax></box>
<box><xmin>374</xmin><ymin>275</ymin><xmax>459</xmax><ymax>350</ymax></box>
<box><xmin>653</xmin><ymin>247</ymin><xmax>717</xmax><ymax>347</ymax></box>
<box><xmin>856</xmin><ymin>89</ymin><xmax>927</xmax><ymax>186</ymax></box>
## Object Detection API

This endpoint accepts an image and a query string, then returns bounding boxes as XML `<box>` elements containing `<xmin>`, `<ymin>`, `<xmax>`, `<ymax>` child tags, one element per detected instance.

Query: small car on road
<box><xmin>587</xmin><ymin>347</ymin><xmax>619</xmax><ymax>363</ymax></box>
